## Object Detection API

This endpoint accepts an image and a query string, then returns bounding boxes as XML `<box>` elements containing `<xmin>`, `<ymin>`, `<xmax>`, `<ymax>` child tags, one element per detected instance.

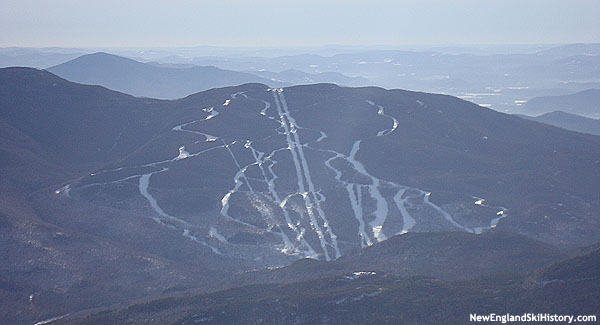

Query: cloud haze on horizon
<box><xmin>1</xmin><ymin>0</ymin><xmax>599</xmax><ymax>47</ymax></box>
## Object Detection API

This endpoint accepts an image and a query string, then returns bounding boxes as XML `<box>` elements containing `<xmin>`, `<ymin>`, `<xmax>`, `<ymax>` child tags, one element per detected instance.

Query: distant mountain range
<box><xmin>5</xmin><ymin>44</ymin><xmax>600</xmax><ymax>115</ymax></box>
<box><xmin>2</xmin><ymin>67</ymin><xmax>599</xmax><ymax>324</ymax></box>
<box><xmin>516</xmin><ymin>110</ymin><xmax>600</xmax><ymax>136</ymax></box>
<box><xmin>152</xmin><ymin>45</ymin><xmax>600</xmax><ymax>114</ymax></box>
<box><xmin>47</xmin><ymin>52</ymin><xmax>369</xmax><ymax>99</ymax></box>
<box><xmin>47</xmin><ymin>52</ymin><xmax>284</xmax><ymax>99</ymax></box>
<box><xmin>0</xmin><ymin>48</ymin><xmax>87</xmax><ymax>69</ymax></box>
<box><xmin>523</xmin><ymin>89</ymin><xmax>600</xmax><ymax>118</ymax></box>
<box><xmin>247</xmin><ymin>68</ymin><xmax>369</xmax><ymax>87</ymax></box>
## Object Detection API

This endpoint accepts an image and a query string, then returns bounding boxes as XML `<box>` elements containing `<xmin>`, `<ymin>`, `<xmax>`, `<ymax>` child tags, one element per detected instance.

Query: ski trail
<box><xmin>303</xmin><ymin>98</ymin><xmax>478</xmax><ymax>242</ymax></box>
<box><xmin>78</xmin><ymin>173</ymin><xmax>149</xmax><ymax>192</ymax></box>
<box><xmin>139</xmin><ymin>168</ymin><xmax>190</xmax><ymax>226</ymax></box>
<box><xmin>346</xmin><ymin>183</ymin><xmax>372</xmax><ymax>247</ymax></box>
<box><xmin>89</xmin><ymin>157</ymin><xmax>175</xmax><ymax>177</ymax></box>
<box><xmin>393</xmin><ymin>189</ymin><xmax>416</xmax><ymax>234</ymax></box>
<box><xmin>231</xmin><ymin>91</ymin><xmax>248</xmax><ymax>99</ymax></box>
<box><xmin>263</xmin><ymin>149</ymin><xmax>317</xmax><ymax>258</ymax></box>
<box><xmin>365</xmin><ymin>100</ymin><xmax>398</xmax><ymax>136</ymax></box>
<box><xmin>183</xmin><ymin>229</ymin><xmax>222</xmax><ymax>255</ymax></box>
<box><xmin>209</xmin><ymin>227</ymin><xmax>227</xmax><ymax>243</ymax></box>
<box><xmin>279</xmin><ymin>89</ymin><xmax>341</xmax><ymax>259</ymax></box>
<box><xmin>347</xmin><ymin>140</ymin><xmax>388</xmax><ymax>242</ymax></box>
<box><xmin>324</xmin><ymin>152</ymin><xmax>344</xmax><ymax>181</ymax></box>
<box><xmin>259</xmin><ymin>99</ymin><xmax>276</xmax><ymax>119</ymax></box>
<box><xmin>218</xmin><ymin>154</ymin><xmax>284</xmax><ymax>233</ymax></box>
<box><xmin>280</xmin><ymin>92</ymin><xmax>341</xmax><ymax>259</ymax></box>
<box><xmin>320</xmin><ymin>145</ymin><xmax>397</xmax><ymax>242</ymax></box>
<box><xmin>313</xmin><ymin>99</ymin><xmax>413</xmax><ymax>240</ymax></box>
<box><xmin>77</xmin><ymin>140</ymin><xmax>230</xmax><ymax>253</ymax></box>
<box><xmin>423</xmin><ymin>192</ymin><xmax>474</xmax><ymax>233</ymax></box>
<box><xmin>272</xmin><ymin>89</ymin><xmax>328</xmax><ymax>259</ymax></box>
<box><xmin>245</xmin><ymin>140</ymin><xmax>317</xmax><ymax>257</ymax></box>
<box><xmin>73</xmin><ymin>89</ymin><xmax>488</xmax><ymax>262</ymax></box>
<box><xmin>33</xmin><ymin>313</ymin><xmax>70</xmax><ymax>325</ymax></box>
<box><xmin>82</xmin><ymin>142</ymin><xmax>226</xmax><ymax>191</ymax></box>
<box><xmin>173</xmin><ymin>119</ymin><xmax>218</xmax><ymax>142</ymax></box>
<box><xmin>223</xmin><ymin>139</ymin><xmax>254</xmax><ymax>192</ymax></box>
<box><xmin>316</xmin><ymin>131</ymin><xmax>327</xmax><ymax>142</ymax></box>
<box><xmin>246</xmin><ymin>142</ymin><xmax>301</xmax><ymax>254</ymax></box>
<box><xmin>273</xmin><ymin>89</ymin><xmax>340</xmax><ymax>260</ymax></box>
<box><xmin>323</xmin><ymin>150</ymin><xmax>373</xmax><ymax>245</ymax></box>
<box><xmin>215</xmin><ymin>97</ymin><xmax>316</xmax><ymax>258</ymax></box>
<box><xmin>79</xmin><ymin>101</ymin><xmax>234</xmax><ymax>253</ymax></box>
<box><xmin>316</xmin><ymin>99</ymin><xmax>401</xmax><ymax>243</ymax></box>
<box><xmin>54</xmin><ymin>184</ymin><xmax>71</xmax><ymax>197</ymax></box>
<box><xmin>203</xmin><ymin>106</ymin><xmax>219</xmax><ymax>120</ymax></box>
<box><xmin>272</xmin><ymin>90</ymin><xmax>307</xmax><ymax>193</ymax></box>
<box><xmin>139</xmin><ymin>168</ymin><xmax>221</xmax><ymax>253</ymax></box>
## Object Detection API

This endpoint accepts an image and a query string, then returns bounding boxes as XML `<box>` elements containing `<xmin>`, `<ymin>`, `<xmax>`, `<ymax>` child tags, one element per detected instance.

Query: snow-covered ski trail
<box><xmin>272</xmin><ymin>88</ymin><xmax>340</xmax><ymax>260</ymax></box>
<box><xmin>65</xmin><ymin>88</ymin><xmax>496</xmax><ymax>263</ymax></box>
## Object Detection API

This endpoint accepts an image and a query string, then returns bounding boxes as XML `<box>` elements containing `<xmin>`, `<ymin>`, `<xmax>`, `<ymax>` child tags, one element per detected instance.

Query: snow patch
<box><xmin>209</xmin><ymin>227</ymin><xmax>227</xmax><ymax>243</ymax></box>
<box><xmin>344</xmin><ymin>271</ymin><xmax>377</xmax><ymax>280</ymax></box>
<box><xmin>176</xmin><ymin>146</ymin><xmax>190</xmax><ymax>160</ymax></box>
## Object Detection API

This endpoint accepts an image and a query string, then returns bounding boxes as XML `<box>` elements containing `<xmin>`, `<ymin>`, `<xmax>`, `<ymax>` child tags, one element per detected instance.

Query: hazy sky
<box><xmin>1</xmin><ymin>0</ymin><xmax>599</xmax><ymax>47</ymax></box>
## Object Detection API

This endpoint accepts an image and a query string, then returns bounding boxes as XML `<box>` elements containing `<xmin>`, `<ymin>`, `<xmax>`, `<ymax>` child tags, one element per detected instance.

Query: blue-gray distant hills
<box><xmin>523</xmin><ymin>89</ymin><xmax>600</xmax><ymax>118</ymax></box>
<box><xmin>47</xmin><ymin>52</ymin><xmax>286</xmax><ymax>99</ymax></box>
<box><xmin>0</xmin><ymin>47</ymin><xmax>87</xmax><ymax>68</ymax></box>
<box><xmin>516</xmin><ymin>110</ymin><xmax>600</xmax><ymax>136</ymax></box>
<box><xmin>247</xmin><ymin>68</ymin><xmax>370</xmax><ymax>87</ymax></box>
<box><xmin>47</xmin><ymin>52</ymin><xmax>370</xmax><ymax>99</ymax></box>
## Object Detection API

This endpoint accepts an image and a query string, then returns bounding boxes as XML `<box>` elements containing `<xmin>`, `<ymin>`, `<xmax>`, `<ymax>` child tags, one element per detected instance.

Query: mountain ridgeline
<box><xmin>523</xmin><ymin>89</ymin><xmax>600</xmax><ymax>118</ymax></box>
<box><xmin>46</xmin><ymin>52</ymin><xmax>283</xmax><ymax>99</ymax></box>
<box><xmin>47</xmin><ymin>52</ymin><xmax>369</xmax><ymax>100</ymax></box>
<box><xmin>516</xmin><ymin>110</ymin><xmax>600</xmax><ymax>136</ymax></box>
<box><xmin>1</xmin><ymin>67</ymin><xmax>599</xmax><ymax>324</ymax></box>
<box><xmin>60</xmin><ymin>248</ymin><xmax>600</xmax><ymax>324</ymax></box>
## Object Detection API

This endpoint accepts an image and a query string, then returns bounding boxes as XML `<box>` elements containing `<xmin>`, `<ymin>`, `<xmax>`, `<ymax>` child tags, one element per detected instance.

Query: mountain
<box><xmin>59</xmin><ymin>249</ymin><xmax>600</xmax><ymax>324</ymax></box>
<box><xmin>0</xmin><ymin>67</ymin><xmax>171</xmax><ymax>167</ymax></box>
<box><xmin>2</xmin><ymin>68</ymin><xmax>600</xmax><ymax>324</ymax></box>
<box><xmin>56</xmin><ymin>81</ymin><xmax>600</xmax><ymax>256</ymax></box>
<box><xmin>232</xmin><ymin>232</ymin><xmax>564</xmax><ymax>286</ymax></box>
<box><xmin>533</xmin><ymin>248</ymin><xmax>600</xmax><ymax>284</ymax></box>
<box><xmin>47</xmin><ymin>52</ymin><xmax>286</xmax><ymax>99</ymax></box>
<box><xmin>516</xmin><ymin>111</ymin><xmax>600</xmax><ymax>136</ymax></box>
<box><xmin>0</xmin><ymin>68</ymin><xmax>258</xmax><ymax>324</ymax></box>
<box><xmin>523</xmin><ymin>89</ymin><xmax>600</xmax><ymax>118</ymax></box>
